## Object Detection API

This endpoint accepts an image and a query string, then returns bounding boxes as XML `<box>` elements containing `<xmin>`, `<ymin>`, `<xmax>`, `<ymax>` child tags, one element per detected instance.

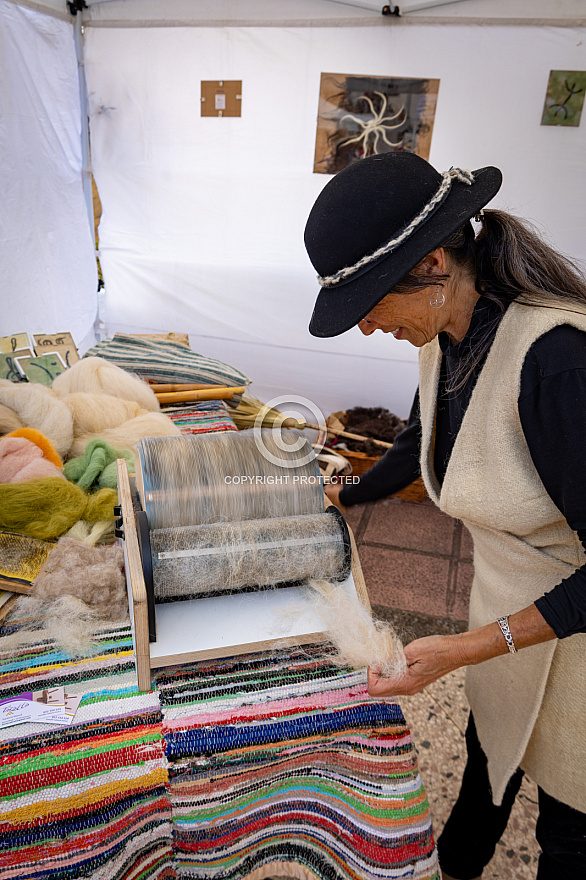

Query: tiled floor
<box><xmin>346</xmin><ymin>495</ymin><xmax>541</xmax><ymax>879</ymax></box>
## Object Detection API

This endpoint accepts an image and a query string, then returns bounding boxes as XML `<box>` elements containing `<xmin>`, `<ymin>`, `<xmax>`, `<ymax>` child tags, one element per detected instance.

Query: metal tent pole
<box><xmin>73</xmin><ymin>12</ymin><xmax>94</xmax><ymax>240</ymax></box>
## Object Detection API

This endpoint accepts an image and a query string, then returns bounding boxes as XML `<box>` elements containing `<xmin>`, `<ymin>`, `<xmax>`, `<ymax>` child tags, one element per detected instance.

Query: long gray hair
<box><xmin>394</xmin><ymin>209</ymin><xmax>586</xmax><ymax>388</ymax></box>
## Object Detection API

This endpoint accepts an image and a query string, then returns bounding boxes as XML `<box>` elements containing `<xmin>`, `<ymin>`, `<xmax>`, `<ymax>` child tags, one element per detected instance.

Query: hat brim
<box><xmin>308</xmin><ymin>165</ymin><xmax>502</xmax><ymax>338</ymax></box>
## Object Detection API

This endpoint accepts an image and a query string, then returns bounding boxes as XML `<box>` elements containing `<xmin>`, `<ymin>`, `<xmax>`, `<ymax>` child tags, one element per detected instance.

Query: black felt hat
<box><xmin>305</xmin><ymin>151</ymin><xmax>502</xmax><ymax>338</ymax></box>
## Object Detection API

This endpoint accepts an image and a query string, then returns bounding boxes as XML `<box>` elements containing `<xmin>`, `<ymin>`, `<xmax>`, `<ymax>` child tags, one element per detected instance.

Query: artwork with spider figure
<box><xmin>314</xmin><ymin>73</ymin><xmax>440</xmax><ymax>175</ymax></box>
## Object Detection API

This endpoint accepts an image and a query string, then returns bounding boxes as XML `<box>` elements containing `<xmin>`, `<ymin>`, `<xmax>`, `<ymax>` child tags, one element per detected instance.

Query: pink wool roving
<box><xmin>0</xmin><ymin>437</ymin><xmax>64</xmax><ymax>484</ymax></box>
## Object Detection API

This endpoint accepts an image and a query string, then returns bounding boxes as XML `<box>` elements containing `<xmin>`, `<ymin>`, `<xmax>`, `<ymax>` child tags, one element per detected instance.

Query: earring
<box><xmin>429</xmin><ymin>285</ymin><xmax>445</xmax><ymax>309</ymax></box>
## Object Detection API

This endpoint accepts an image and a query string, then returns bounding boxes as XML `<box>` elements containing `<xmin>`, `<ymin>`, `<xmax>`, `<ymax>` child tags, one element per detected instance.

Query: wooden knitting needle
<box><xmin>149</xmin><ymin>382</ymin><xmax>229</xmax><ymax>392</ymax></box>
<box><xmin>154</xmin><ymin>385</ymin><xmax>245</xmax><ymax>404</ymax></box>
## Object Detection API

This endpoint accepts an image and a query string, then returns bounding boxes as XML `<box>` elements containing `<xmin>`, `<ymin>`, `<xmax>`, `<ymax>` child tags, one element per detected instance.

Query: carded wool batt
<box><xmin>52</xmin><ymin>356</ymin><xmax>161</xmax><ymax>412</ymax></box>
<box><xmin>0</xmin><ymin>477</ymin><xmax>117</xmax><ymax>539</ymax></box>
<box><xmin>151</xmin><ymin>513</ymin><xmax>346</xmax><ymax>600</ymax></box>
<box><xmin>0</xmin><ymin>380</ymin><xmax>73</xmax><ymax>456</ymax></box>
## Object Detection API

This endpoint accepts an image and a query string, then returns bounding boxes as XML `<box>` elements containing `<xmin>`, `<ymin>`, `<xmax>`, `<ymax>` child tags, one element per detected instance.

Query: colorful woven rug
<box><xmin>0</xmin><ymin>626</ymin><xmax>438</xmax><ymax>880</ymax></box>
<box><xmin>155</xmin><ymin>646</ymin><xmax>438</xmax><ymax>880</ymax></box>
<box><xmin>162</xmin><ymin>402</ymin><xmax>237</xmax><ymax>436</ymax></box>
<box><xmin>0</xmin><ymin>624</ymin><xmax>175</xmax><ymax>880</ymax></box>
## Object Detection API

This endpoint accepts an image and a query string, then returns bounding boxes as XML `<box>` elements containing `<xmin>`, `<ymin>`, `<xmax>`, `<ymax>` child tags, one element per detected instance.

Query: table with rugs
<box><xmin>0</xmin><ymin>623</ymin><xmax>439</xmax><ymax>880</ymax></box>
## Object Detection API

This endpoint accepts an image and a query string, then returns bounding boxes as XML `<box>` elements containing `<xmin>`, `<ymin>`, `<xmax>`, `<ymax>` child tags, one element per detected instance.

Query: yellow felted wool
<box><xmin>5</xmin><ymin>427</ymin><xmax>63</xmax><ymax>467</ymax></box>
<box><xmin>68</xmin><ymin>411</ymin><xmax>181</xmax><ymax>458</ymax></box>
<box><xmin>64</xmin><ymin>392</ymin><xmax>146</xmax><ymax>436</ymax></box>
<box><xmin>0</xmin><ymin>380</ymin><xmax>73</xmax><ymax>457</ymax></box>
<box><xmin>0</xmin><ymin>477</ymin><xmax>117</xmax><ymax>539</ymax></box>
<box><xmin>52</xmin><ymin>357</ymin><xmax>160</xmax><ymax>412</ymax></box>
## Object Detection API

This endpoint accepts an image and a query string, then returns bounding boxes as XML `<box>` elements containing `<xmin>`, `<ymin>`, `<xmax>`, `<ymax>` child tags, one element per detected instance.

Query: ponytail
<box><xmin>474</xmin><ymin>210</ymin><xmax>586</xmax><ymax>308</ymax></box>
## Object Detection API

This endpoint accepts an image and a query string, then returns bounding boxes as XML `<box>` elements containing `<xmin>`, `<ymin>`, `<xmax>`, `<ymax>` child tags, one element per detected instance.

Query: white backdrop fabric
<box><xmin>0</xmin><ymin>2</ymin><xmax>98</xmax><ymax>349</ymax></box>
<box><xmin>85</xmin><ymin>24</ymin><xmax>586</xmax><ymax>417</ymax></box>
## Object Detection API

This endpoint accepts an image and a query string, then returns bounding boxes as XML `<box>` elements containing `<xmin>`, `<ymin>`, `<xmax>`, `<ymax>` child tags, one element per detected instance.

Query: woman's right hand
<box><xmin>325</xmin><ymin>482</ymin><xmax>347</xmax><ymax>513</ymax></box>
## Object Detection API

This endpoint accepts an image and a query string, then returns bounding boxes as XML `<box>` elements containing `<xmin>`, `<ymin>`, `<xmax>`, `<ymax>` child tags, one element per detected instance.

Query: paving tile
<box><xmin>363</xmin><ymin>497</ymin><xmax>456</xmax><ymax>556</ymax></box>
<box><xmin>360</xmin><ymin>545</ymin><xmax>451</xmax><ymax>618</ymax></box>
<box><xmin>451</xmin><ymin>561</ymin><xmax>474</xmax><ymax>621</ymax></box>
<box><xmin>460</xmin><ymin>524</ymin><xmax>474</xmax><ymax>560</ymax></box>
<box><xmin>342</xmin><ymin>501</ymin><xmax>367</xmax><ymax>536</ymax></box>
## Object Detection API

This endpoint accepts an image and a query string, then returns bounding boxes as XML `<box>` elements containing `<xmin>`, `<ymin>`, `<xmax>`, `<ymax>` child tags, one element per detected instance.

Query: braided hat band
<box><xmin>317</xmin><ymin>167</ymin><xmax>474</xmax><ymax>289</ymax></box>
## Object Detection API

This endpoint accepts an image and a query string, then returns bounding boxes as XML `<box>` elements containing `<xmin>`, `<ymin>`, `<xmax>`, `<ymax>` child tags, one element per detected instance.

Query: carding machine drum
<box><xmin>133</xmin><ymin>432</ymin><xmax>351</xmax><ymax>642</ymax></box>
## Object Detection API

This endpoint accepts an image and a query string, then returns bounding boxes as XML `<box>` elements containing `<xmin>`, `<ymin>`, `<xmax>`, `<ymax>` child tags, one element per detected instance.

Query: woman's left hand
<box><xmin>368</xmin><ymin>634</ymin><xmax>466</xmax><ymax>697</ymax></box>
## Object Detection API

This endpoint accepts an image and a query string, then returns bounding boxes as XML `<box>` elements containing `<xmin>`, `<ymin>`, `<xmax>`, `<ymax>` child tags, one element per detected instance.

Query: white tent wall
<box><xmin>0</xmin><ymin>1</ymin><xmax>98</xmax><ymax>349</ymax></box>
<box><xmin>85</xmin><ymin>20</ymin><xmax>586</xmax><ymax>416</ymax></box>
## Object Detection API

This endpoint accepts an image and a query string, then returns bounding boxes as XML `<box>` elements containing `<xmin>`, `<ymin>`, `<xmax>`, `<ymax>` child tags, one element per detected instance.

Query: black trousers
<box><xmin>437</xmin><ymin>715</ymin><xmax>586</xmax><ymax>880</ymax></box>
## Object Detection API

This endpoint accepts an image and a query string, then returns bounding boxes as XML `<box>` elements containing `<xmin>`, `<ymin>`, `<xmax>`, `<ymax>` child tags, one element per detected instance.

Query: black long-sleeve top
<box><xmin>339</xmin><ymin>298</ymin><xmax>586</xmax><ymax>639</ymax></box>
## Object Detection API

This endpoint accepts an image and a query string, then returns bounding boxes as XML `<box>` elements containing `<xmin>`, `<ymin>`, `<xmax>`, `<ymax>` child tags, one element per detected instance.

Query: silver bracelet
<box><xmin>496</xmin><ymin>616</ymin><xmax>517</xmax><ymax>654</ymax></box>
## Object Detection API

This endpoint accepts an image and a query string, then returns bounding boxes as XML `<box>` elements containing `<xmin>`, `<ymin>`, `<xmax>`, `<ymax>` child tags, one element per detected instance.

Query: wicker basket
<box><xmin>337</xmin><ymin>448</ymin><xmax>427</xmax><ymax>503</ymax></box>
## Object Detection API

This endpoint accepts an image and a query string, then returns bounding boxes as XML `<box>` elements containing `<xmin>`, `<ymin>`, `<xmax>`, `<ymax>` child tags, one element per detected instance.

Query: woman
<box><xmin>304</xmin><ymin>151</ymin><xmax>586</xmax><ymax>880</ymax></box>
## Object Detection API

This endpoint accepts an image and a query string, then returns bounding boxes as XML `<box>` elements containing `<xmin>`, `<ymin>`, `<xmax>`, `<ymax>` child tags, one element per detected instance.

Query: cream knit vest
<box><xmin>418</xmin><ymin>301</ymin><xmax>586</xmax><ymax>811</ymax></box>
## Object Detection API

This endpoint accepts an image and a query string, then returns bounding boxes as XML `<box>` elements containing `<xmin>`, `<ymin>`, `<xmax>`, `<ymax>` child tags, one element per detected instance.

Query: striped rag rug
<box><xmin>0</xmin><ymin>623</ymin><xmax>175</xmax><ymax>880</ymax></box>
<box><xmin>0</xmin><ymin>626</ymin><xmax>438</xmax><ymax>880</ymax></box>
<box><xmin>84</xmin><ymin>335</ymin><xmax>250</xmax><ymax>401</ymax></box>
<box><xmin>155</xmin><ymin>645</ymin><xmax>439</xmax><ymax>880</ymax></box>
<box><xmin>162</xmin><ymin>402</ymin><xmax>237</xmax><ymax>436</ymax></box>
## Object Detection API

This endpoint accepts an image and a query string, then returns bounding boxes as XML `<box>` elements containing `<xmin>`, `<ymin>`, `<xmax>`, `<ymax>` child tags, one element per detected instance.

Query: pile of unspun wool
<box><xmin>54</xmin><ymin>358</ymin><xmax>181</xmax><ymax>457</ymax></box>
<box><xmin>0</xmin><ymin>379</ymin><xmax>73</xmax><ymax>457</ymax></box>
<box><xmin>64</xmin><ymin>438</ymin><xmax>135</xmax><ymax>491</ymax></box>
<box><xmin>0</xmin><ymin>435</ymin><xmax>64</xmax><ymax>483</ymax></box>
<box><xmin>33</xmin><ymin>537</ymin><xmax>127</xmax><ymax>620</ymax></box>
<box><xmin>3</xmin><ymin>537</ymin><xmax>127</xmax><ymax>655</ymax></box>
<box><xmin>0</xmin><ymin>477</ymin><xmax>117</xmax><ymax>540</ymax></box>
<box><xmin>0</xmin><ymin>358</ymin><xmax>181</xmax><ymax>462</ymax></box>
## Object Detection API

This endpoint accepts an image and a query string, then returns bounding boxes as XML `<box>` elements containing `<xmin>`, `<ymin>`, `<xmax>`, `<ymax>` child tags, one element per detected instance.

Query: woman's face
<box><xmin>358</xmin><ymin>285</ymin><xmax>450</xmax><ymax>347</ymax></box>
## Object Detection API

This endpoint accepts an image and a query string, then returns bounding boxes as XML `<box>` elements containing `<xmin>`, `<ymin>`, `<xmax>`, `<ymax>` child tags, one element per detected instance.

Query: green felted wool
<box><xmin>64</xmin><ymin>438</ymin><xmax>135</xmax><ymax>491</ymax></box>
<box><xmin>0</xmin><ymin>477</ymin><xmax>118</xmax><ymax>540</ymax></box>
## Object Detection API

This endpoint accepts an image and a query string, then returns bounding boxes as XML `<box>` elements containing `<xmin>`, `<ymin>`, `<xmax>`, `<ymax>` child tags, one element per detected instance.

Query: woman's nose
<box><xmin>358</xmin><ymin>319</ymin><xmax>378</xmax><ymax>336</ymax></box>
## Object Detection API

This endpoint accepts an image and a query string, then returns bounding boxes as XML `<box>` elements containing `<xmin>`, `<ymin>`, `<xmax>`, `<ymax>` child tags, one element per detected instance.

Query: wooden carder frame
<box><xmin>117</xmin><ymin>458</ymin><xmax>370</xmax><ymax>693</ymax></box>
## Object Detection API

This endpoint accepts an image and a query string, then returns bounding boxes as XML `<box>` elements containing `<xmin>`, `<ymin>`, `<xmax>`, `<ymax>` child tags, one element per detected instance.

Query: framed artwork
<box><xmin>313</xmin><ymin>73</ymin><xmax>440</xmax><ymax>175</ymax></box>
<box><xmin>541</xmin><ymin>71</ymin><xmax>586</xmax><ymax>126</ymax></box>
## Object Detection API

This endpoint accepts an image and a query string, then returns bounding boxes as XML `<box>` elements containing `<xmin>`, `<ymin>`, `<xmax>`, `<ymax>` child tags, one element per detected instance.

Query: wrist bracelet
<box><xmin>496</xmin><ymin>616</ymin><xmax>517</xmax><ymax>654</ymax></box>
